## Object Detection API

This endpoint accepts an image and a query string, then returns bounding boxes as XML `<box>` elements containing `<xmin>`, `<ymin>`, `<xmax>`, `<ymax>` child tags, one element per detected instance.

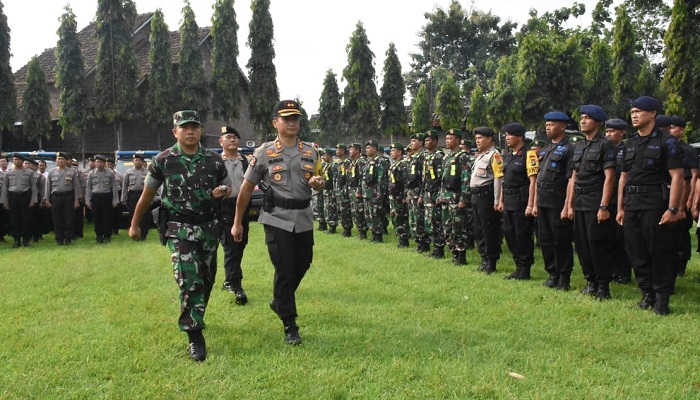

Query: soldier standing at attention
<box><xmin>388</xmin><ymin>142</ymin><xmax>410</xmax><ymax>248</ymax></box>
<box><xmin>362</xmin><ymin>140</ymin><xmax>389</xmax><ymax>243</ymax></box>
<box><xmin>499</xmin><ymin>123</ymin><xmax>538</xmax><ymax>280</ymax></box>
<box><xmin>406</xmin><ymin>133</ymin><xmax>429</xmax><ymax>253</ymax></box>
<box><xmin>439</xmin><ymin>129</ymin><xmax>472</xmax><ymax>265</ymax></box>
<box><xmin>532</xmin><ymin>112</ymin><xmax>575</xmax><ymax>290</ymax></box>
<box><xmin>422</xmin><ymin>130</ymin><xmax>445</xmax><ymax>258</ymax></box>
<box><xmin>45</xmin><ymin>152</ymin><xmax>80</xmax><ymax>245</ymax></box>
<box><xmin>321</xmin><ymin>149</ymin><xmax>338</xmax><ymax>234</ymax></box>
<box><xmin>348</xmin><ymin>143</ymin><xmax>368</xmax><ymax>239</ymax></box>
<box><xmin>122</xmin><ymin>152</ymin><xmax>150</xmax><ymax>241</ymax></box>
<box><xmin>86</xmin><ymin>155</ymin><xmax>119</xmax><ymax>244</ymax></box>
<box><xmin>1</xmin><ymin>154</ymin><xmax>37</xmax><ymax>248</ymax></box>
<box><xmin>564</xmin><ymin>105</ymin><xmax>617</xmax><ymax>299</ymax></box>
<box><xmin>617</xmin><ymin>96</ymin><xmax>684</xmax><ymax>315</ymax></box>
<box><xmin>314</xmin><ymin>147</ymin><xmax>327</xmax><ymax>232</ymax></box>
<box><xmin>334</xmin><ymin>144</ymin><xmax>353</xmax><ymax>237</ymax></box>
<box><xmin>107</xmin><ymin>158</ymin><xmax>123</xmax><ymax>236</ymax></box>
<box><xmin>218</xmin><ymin>126</ymin><xmax>250</xmax><ymax>305</ymax></box>
<box><xmin>232</xmin><ymin>100</ymin><xmax>324</xmax><ymax>346</ymax></box>
<box><xmin>129</xmin><ymin>110</ymin><xmax>231</xmax><ymax>361</ymax></box>
<box><xmin>469</xmin><ymin>127</ymin><xmax>504</xmax><ymax>273</ymax></box>
<box><xmin>25</xmin><ymin>159</ymin><xmax>45</xmax><ymax>242</ymax></box>
<box><xmin>460</xmin><ymin>138</ymin><xmax>476</xmax><ymax>250</ymax></box>
<box><xmin>0</xmin><ymin>156</ymin><xmax>7</xmax><ymax>242</ymax></box>
<box><xmin>73</xmin><ymin>159</ymin><xmax>87</xmax><ymax>239</ymax></box>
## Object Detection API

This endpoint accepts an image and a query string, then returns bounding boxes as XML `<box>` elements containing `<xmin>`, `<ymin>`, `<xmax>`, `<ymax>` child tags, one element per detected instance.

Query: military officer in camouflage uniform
<box><xmin>459</xmin><ymin>138</ymin><xmax>476</xmax><ymax>250</ymax></box>
<box><xmin>439</xmin><ymin>129</ymin><xmax>472</xmax><ymax>265</ymax></box>
<box><xmin>388</xmin><ymin>142</ymin><xmax>410</xmax><ymax>247</ymax></box>
<box><xmin>406</xmin><ymin>133</ymin><xmax>429</xmax><ymax>252</ymax></box>
<box><xmin>314</xmin><ymin>148</ymin><xmax>327</xmax><ymax>231</ymax></box>
<box><xmin>362</xmin><ymin>139</ymin><xmax>389</xmax><ymax>243</ymax></box>
<box><xmin>232</xmin><ymin>100</ymin><xmax>324</xmax><ymax>345</ymax></box>
<box><xmin>422</xmin><ymin>130</ymin><xmax>445</xmax><ymax>258</ymax></box>
<box><xmin>470</xmin><ymin>127</ymin><xmax>504</xmax><ymax>273</ymax></box>
<box><xmin>1</xmin><ymin>154</ymin><xmax>38</xmax><ymax>247</ymax></box>
<box><xmin>348</xmin><ymin>143</ymin><xmax>369</xmax><ymax>239</ymax></box>
<box><xmin>122</xmin><ymin>152</ymin><xmax>150</xmax><ymax>240</ymax></box>
<box><xmin>129</xmin><ymin>110</ymin><xmax>231</xmax><ymax>362</ymax></box>
<box><xmin>334</xmin><ymin>144</ymin><xmax>353</xmax><ymax>237</ymax></box>
<box><xmin>321</xmin><ymin>149</ymin><xmax>338</xmax><ymax>234</ymax></box>
<box><xmin>45</xmin><ymin>152</ymin><xmax>80</xmax><ymax>245</ymax></box>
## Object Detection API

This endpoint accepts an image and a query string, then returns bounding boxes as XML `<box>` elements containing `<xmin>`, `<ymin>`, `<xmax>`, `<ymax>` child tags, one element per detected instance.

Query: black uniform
<box><xmin>610</xmin><ymin>141</ymin><xmax>632</xmax><ymax>283</ymax></box>
<box><xmin>674</xmin><ymin>141</ymin><xmax>698</xmax><ymax>276</ymax></box>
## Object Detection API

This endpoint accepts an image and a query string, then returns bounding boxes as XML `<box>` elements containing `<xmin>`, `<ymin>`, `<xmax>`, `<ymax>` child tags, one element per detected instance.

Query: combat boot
<box><xmin>452</xmin><ymin>250</ymin><xmax>459</xmax><ymax>264</ymax></box>
<box><xmin>283</xmin><ymin>321</ymin><xmax>302</xmax><ymax>345</ymax></box>
<box><xmin>555</xmin><ymin>273</ymin><xmax>571</xmax><ymax>291</ymax></box>
<box><xmin>358</xmin><ymin>230</ymin><xmax>367</xmax><ymax>240</ymax></box>
<box><xmin>581</xmin><ymin>281</ymin><xmax>598</xmax><ymax>296</ymax></box>
<box><xmin>638</xmin><ymin>291</ymin><xmax>655</xmax><ymax>310</ymax></box>
<box><xmin>371</xmin><ymin>233</ymin><xmax>383</xmax><ymax>243</ymax></box>
<box><xmin>504</xmin><ymin>262</ymin><xmax>522</xmax><ymax>280</ymax></box>
<box><xmin>455</xmin><ymin>250</ymin><xmax>467</xmax><ymax>266</ymax></box>
<box><xmin>518</xmin><ymin>263</ymin><xmax>532</xmax><ymax>280</ymax></box>
<box><xmin>477</xmin><ymin>259</ymin><xmax>488</xmax><ymax>272</ymax></box>
<box><xmin>543</xmin><ymin>274</ymin><xmax>559</xmax><ymax>288</ymax></box>
<box><xmin>652</xmin><ymin>293</ymin><xmax>670</xmax><ymax>315</ymax></box>
<box><xmin>327</xmin><ymin>225</ymin><xmax>336</xmax><ymax>234</ymax></box>
<box><xmin>318</xmin><ymin>221</ymin><xmax>327</xmax><ymax>231</ymax></box>
<box><xmin>342</xmin><ymin>228</ymin><xmax>352</xmax><ymax>237</ymax></box>
<box><xmin>187</xmin><ymin>330</ymin><xmax>207</xmax><ymax>362</ymax></box>
<box><xmin>430</xmin><ymin>245</ymin><xmax>444</xmax><ymax>259</ymax></box>
<box><xmin>484</xmin><ymin>260</ymin><xmax>497</xmax><ymax>274</ymax></box>
<box><xmin>595</xmin><ymin>282</ymin><xmax>611</xmax><ymax>301</ymax></box>
<box><xmin>416</xmin><ymin>242</ymin><xmax>429</xmax><ymax>254</ymax></box>
<box><xmin>398</xmin><ymin>237</ymin><xmax>409</xmax><ymax>248</ymax></box>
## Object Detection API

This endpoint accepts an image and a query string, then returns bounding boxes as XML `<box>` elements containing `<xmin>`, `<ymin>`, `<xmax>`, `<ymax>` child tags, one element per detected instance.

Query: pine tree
<box><xmin>435</xmin><ymin>73</ymin><xmax>462</xmax><ymax>131</ymax></box>
<box><xmin>22</xmin><ymin>57</ymin><xmax>52</xmax><ymax>148</ymax></box>
<box><xmin>55</xmin><ymin>5</ymin><xmax>91</xmax><ymax>140</ymax></box>
<box><xmin>178</xmin><ymin>1</ymin><xmax>209</xmax><ymax>120</ymax></box>
<box><xmin>486</xmin><ymin>55</ymin><xmax>520</xmax><ymax>128</ymax></box>
<box><xmin>342</xmin><ymin>22</ymin><xmax>380</xmax><ymax>138</ymax></box>
<box><xmin>144</xmin><ymin>9</ymin><xmax>173</xmax><ymax>138</ymax></box>
<box><xmin>318</xmin><ymin>69</ymin><xmax>342</xmax><ymax>144</ymax></box>
<box><xmin>211</xmin><ymin>0</ymin><xmax>240</xmax><ymax>122</ymax></box>
<box><xmin>466</xmin><ymin>83</ymin><xmax>488</xmax><ymax>130</ymax></box>
<box><xmin>662</xmin><ymin>0</ymin><xmax>692</xmax><ymax>117</ymax></box>
<box><xmin>611</xmin><ymin>4</ymin><xmax>640</xmax><ymax>118</ymax></box>
<box><xmin>0</xmin><ymin>0</ymin><xmax>15</xmax><ymax>133</ymax></box>
<box><xmin>584</xmin><ymin>38</ymin><xmax>614</xmax><ymax>114</ymax></box>
<box><xmin>247</xmin><ymin>0</ymin><xmax>278</xmax><ymax>141</ymax></box>
<box><xmin>379</xmin><ymin>43</ymin><xmax>406</xmax><ymax>139</ymax></box>
<box><xmin>411</xmin><ymin>84</ymin><xmax>431</xmax><ymax>133</ymax></box>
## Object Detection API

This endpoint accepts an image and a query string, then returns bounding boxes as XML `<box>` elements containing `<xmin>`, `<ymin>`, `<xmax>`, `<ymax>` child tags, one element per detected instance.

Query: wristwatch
<box><xmin>599</xmin><ymin>204</ymin><xmax>608</xmax><ymax>211</ymax></box>
<box><xmin>668</xmin><ymin>207</ymin><xmax>679</xmax><ymax>214</ymax></box>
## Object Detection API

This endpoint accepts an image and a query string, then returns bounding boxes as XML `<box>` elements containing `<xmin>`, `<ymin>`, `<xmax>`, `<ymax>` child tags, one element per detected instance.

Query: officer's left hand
<box><xmin>597</xmin><ymin>209</ymin><xmax>610</xmax><ymax>223</ymax></box>
<box><xmin>496</xmin><ymin>202</ymin><xmax>504</xmax><ymax>212</ymax></box>
<box><xmin>74</xmin><ymin>200</ymin><xmax>79</xmax><ymax>209</ymax></box>
<box><xmin>659</xmin><ymin>210</ymin><xmax>678</xmax><ymax>225</ymax></box>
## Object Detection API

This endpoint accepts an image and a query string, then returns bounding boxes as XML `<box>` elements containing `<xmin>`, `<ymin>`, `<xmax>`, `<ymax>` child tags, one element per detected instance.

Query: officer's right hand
<box><xmin>3</xmin><ymin>204</ymin><xmax>8</xmax><ymax>210</ymax></box>
<box><xmin>129</xmin><ymin>226</ymin><xmax>141</xmax><ymax>241</ymax></box>
<box><xmin>616</xmin><ymin>209</ymin><xmax>624</xmax><ymax>226</ymax></box>
<box><xmin>531</xmin><ymin>205</ymin><xmax>538</xmax><ymax>217</ymax></box>
<box><xmin>231</xmin><ymin>222</ymin><xmax>243</xmax><ymax>242</ymax></box>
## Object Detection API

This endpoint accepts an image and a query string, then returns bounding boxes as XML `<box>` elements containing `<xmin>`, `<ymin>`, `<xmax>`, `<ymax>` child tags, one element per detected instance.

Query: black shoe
<box><xmin>222</xmin><ymin>281</ymin><xmax>234</xmax><ymax>292</ymax></box>
<box><xmin>543</xmin><ymin>274</ymin><xmax>559</xmax><ymax>288</ymax></box>
<box><xmin>342</xmin><ymin>228</ymin><xmax>352</xmax><ymax>237</ymax></box>
<box><xmin>12</xmin><ymin>241</ymin><xmax>20</xmax><ymax>249</ymax></box>
<box><xmin>652</xmin><ymin>293</ymin><xmax>670</xmax><ymax>315</ymax></box>
<box><xmin>638</xmin><ymin>292</ymin><xmax>655</xmax><ymax>310</ymax></box>
<box><xmin>398</xmin><ymin>237</ymin><xmax>409</xmax><ymax>248</ymax></box>
<box><xmin>416</xmin><ymin>242</ymin><xmax>429</xmax><ymax>254</ymax></box>
<box><xmin>370</xmin><ymin>233</ymin><xmax>383</xmax><ymax>243</ymax></box>
<box><xmin>581</xmin><ymin>281</ymin><xmax>598</xmax><ymax>296</ymax></box>
<box><xmin>318</xmin><ymin>222</ymin><xmax>327</xmax><ymax>231</ymax></box>
<box><xmin>615</xmin><ymin>276</ymin><xmax>632</xmax><ymax>285</ymax></box>
<box><xmin>284</xmin><ymin>325</ymin><xmax>302</xmax><ymax>346</ymax></box>
<box><xmin>358</xmin><ymin>231</ymin><xmax>367</xmax><ymax>240</ymax></box>
<box><xmin>96</xmin><ymin>236</ymin><xmax>104</xmax><ymax>244</ymax></box>
<box><xmin>64</xmin><ymin>239</ymin><xmax>72</xmax><ymax>245</ymax></box>
<box><xmin>22</xmin><ymin>241</ymin><xmax>31</xmax><ymax>247</ymax></box>
<box><xmin>327</xmin><ymin>226</ymin><xmax>336</xmax><ymax>234</ymax></box>
<box><xmin>456</xmin><ymin>250</ymin><xmax>467</xmax><ymax>266</ymax></box>
<box><xmin>477</xmin><ymin>260</ymin><xmax>488</xmax><ymax>272</ymax></box>
<box><xmin>233</xmin><ymin>287</ymin><xmax>248</xmax><ymax>305</ymax></box>
<box><xmin>555</xmin><ymin>274</ymin><xmax>571</xmax><ymax>291</ymax></box>
<box><xmin>430</xmin><ymin>246</ymin><xmax>444</xmax><ymax>259</ymax></box>
<box><xmin>187</xmin><ymin>331</ymin><xmax>206</xmax><ymax>362</ymax></box>
<box><xmin>595</xmin><ymin>283</ymin><xmax>611</xmax><ymax>301</ymax></box>
<box><xmin>484</xmin><ymin>261</ymin><xmax>496</xmax><ymax>274</ymax></box>
<box><xmin>104</xmin><ymin>236</ymin><xmax>111</xmax><ymax>243</ymax></box>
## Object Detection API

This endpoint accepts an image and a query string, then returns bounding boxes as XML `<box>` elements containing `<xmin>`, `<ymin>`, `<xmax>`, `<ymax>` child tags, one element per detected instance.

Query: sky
<box><xmin>4</xmin><ymin>0</ymin><xmax>602</xmax><ymax>115</ymax></box>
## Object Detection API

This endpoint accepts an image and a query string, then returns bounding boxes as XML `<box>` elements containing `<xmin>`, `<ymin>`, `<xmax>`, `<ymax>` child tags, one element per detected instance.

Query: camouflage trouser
<box><xmin>389</xmin><ymin>195</ymin><xmax>409</xmax><ymax>240</ymax></box>
<box><xmin>408</xmin><ymin>196</ymin><xmax>428</xmax><ymax>244</ymax></box>
<box><xmin>168</xmin><ymin>236</ymin><xmax>219</xmax><ymax>332</ymax></box>
<box><xmin>313</xmin><ymin>192</ymin><xmax>325</xmax><ymax>223</ymax></box>
<box><xmin>423</xmin><ymin>192</ymin><xmax>444</xmax><ymax>247</ymax></box>
<box><xmin>323</xmin><ymin>191</ymin><xmax>338</xmax><ymax>228</ymax></box>
<box><xmin>443</xmin><ymin>202</ymin><xmax>468</xmax><ymax>251</ymax></box>
<box><xmin>462</xmin><ymin>207</ymin><xmax>475</xmax><ymax>249</ymax></box>
<box><xmin>351</xmin><ymin>192</ymin><xmax>367</xmax><ymax>233</ymax></box>
<box><xmin>363</xmin><ymin>192</ymin><xmax>386</xmax><ymax>235</ymax></box>
<box><xmin>336</xmin><ymin>193</ymin><xmax>353</xmax><ymax>230</ymax></box>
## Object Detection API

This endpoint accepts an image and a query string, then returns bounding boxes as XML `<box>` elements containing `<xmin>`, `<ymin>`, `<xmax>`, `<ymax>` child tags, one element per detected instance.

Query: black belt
<box><xmin>537</xmin><ymin>182</ymin><xmax>553</xmax><ymax>189</ymax></box>
<box><xmin>470</xmin><ymin>186</ymin><xmax>492</xmax><ymax>194</ymax></box>
<box><xmin>624</xmin><ymin>185</ymin><xmax>662</xmax><ymax>194</ymax></box>
<box><xmin>503</xmin><ymin>187</ymin><xmax>527</xmax><ymax>195</ymax></box>
<box><xmin>574</xmin><ymin>184</ymin><xmax>603</xmax><ymax>194</ymax></box>
<box><xmin>169</xmin><ymin>213</ymin><xmax>214</xmax><ymax>225</ymax></box>
<box><xmin>272</xmin><ymin>197</ymin><xmax>311</xmax><ymax>210</ymax></box>
<box><xmin>52</xmin><ymin>191</ymin><xmax>74</xmax><ymax>196</ymax></box>
<box><xmin>8</xmin><ymin>190</ymin><xmax>30</xmax><ymax>196</ymax></box>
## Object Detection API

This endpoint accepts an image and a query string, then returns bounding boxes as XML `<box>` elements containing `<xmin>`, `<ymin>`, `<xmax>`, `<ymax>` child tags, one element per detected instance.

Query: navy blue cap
<box><xmin>544</xmin><ymin>111</ymin><xmax>570</xmax><ymax>122</ymax></box>
<box><xmin>502</xmin><ymin>122</ymin><xmax>526</xmax><ymax>136</ymax></box>
<box><xmin>605</xmin><ymin>119</ymin><xmax>628</xmax><ymax>130</ymax></box>
<box><xmin>474</xmin><ymin>127</ymin><xmax>495</xmax><ymax>137</ymax></box>
<box><xmin>445</xmin><ymin>128</ymin><xmax>462</xmax><ymax>139</ymax></box>
<box><xmin>668</xmin><ymin>115</ymin><xmax>686</xmax><ymax>128</ymax></box>
<box><xmin>630</xmin><ymin>96</ymin><xmax>661</xmax><ymax>111</ymax></box>
<box><xmin>580</xmin><ymin>105</ymin><xmax>608</xmax><ymax>122</ymax></box>
<box><xmin>655</xmin><ymin>115</ymin><xmax>672</xmax><ymax>128</ymax></box>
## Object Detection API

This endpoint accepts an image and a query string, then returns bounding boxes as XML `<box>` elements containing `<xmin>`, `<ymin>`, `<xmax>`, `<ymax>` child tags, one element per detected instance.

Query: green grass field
<box><xmin>2</xmin><ymin>222</ymin><xmax>700</xmax><ymax>399</ymax></box>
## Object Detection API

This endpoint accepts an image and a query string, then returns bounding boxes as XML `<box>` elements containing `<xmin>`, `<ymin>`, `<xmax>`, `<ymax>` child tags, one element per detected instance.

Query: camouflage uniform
<box><xmin>145</xmin><ymin>143</ymin><xmax>229</xmax><ymax>332</ymax></box>
<box><xmin>406</xmin><ymin>142</ymin><xmax>428</xmax><ymax>251</ymax></box>
<box><xmin>439</xmin><ymin>142</ymin><xmax>471</xmax><ymax>264</ymax></box>
<box><xmin>334</xmin><ymin>152</ymin><xmax>353</xmax><ymax>236</ymax></box>
<box><xmin>322</xmin><ymin>152</ymin><xmax>338</xmax><ymax>233</ymax></box>
<box><xmin>362</xmin><ymin>140</ymin><xmax>390</xmax><ymax>242</ymax></box>
<box><xmin>423</xmin><ymin>146</ymin><xmax>445</xmax><ymax>257</ymax></box>
<box><xmin>388</xmin><ymin>144</ymin><xmax>410</xmax><ymax>247</ymax></box>
<box><xmin>348</xmin><ymin>149</ymin><xmax>368</xmax><ymax>239</ymax></box>
<box><xmin>314</xmin><ymin>160</ymin><xmax>327</xmax><ymax>230</ymax></box>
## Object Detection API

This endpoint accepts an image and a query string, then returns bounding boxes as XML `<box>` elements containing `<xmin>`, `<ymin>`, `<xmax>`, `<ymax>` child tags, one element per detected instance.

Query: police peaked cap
<box><xmin>445</xmin><ymin>129</ymin><xmax>462</xmax><ymax>139</ymax></box>
<box><xmin>605</xmin><ymin>119</ymin><xmax>628</xmax><ymax>130</ymax></box>
<box><xmin>133</xmin><ymin>152</ymin><xmax>145</xmax><ymax>160</ymax></box>
<box><xmin>56</xmin><ymin>152</ymin><xmax>71</xmax><ymax>160</ymax></box>
<box><xmin>94</xmin><ymin>154</ymin><xmax>107</xmax><ymax>161</ymax></box>
<box><xmin>630</xmin><ymin>96</ymin><xmax>661</xmax><ymax>111</ymax></box>
<box><xmin>502</xmin><ymin>122</ymin><xmax>527</xmax><ymax>136</ymax></box>
<box><xmin>580</xmin><ymin>105</ymin><xmax>608</xmax><ymax>122</ymax></box>
<box><xmin>473</xmin><ymin>127</ymin><xmax>495</xmax><ymax>137</ymax></box>
<box><xmin>544</xmin><ymin>111</ymin><xmax>570</xmax><ymax>122</ymax></box>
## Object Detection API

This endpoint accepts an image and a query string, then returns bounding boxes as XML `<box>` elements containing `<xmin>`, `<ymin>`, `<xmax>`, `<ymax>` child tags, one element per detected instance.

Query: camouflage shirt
<box><xmin>439</xmin><ymin>150</ymin><xmax>471</xmax><ymax>204</ymax></box>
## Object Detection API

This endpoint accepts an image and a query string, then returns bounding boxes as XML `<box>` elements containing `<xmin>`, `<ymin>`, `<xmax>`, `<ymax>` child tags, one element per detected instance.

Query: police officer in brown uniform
<box><xmin>122</xmin><ymin>152</ymin><xmax>150</xmax><ymax>241</ymax></box>
<box><xmin>45</xmin><ymin>152</ymin><xmax>80</xmax><ymax>245</ymax></box>
<box><xmin>617</xmin><ymin>96</ymin><xmax>684</xmax><ymax>315</ymax></box>
<box><xmin>232</xmin><ymin>100</ymin><xmax>324</xmax><ymax>345</ymax></box>
<box><xmin>1</xmin><ymin>154</ymin><xmax>38</xmax><ymax>247</ymax></box>
<box><xmin>86</xmin><ymin>154</ymin><xmax>119</xmax><ymax>243</ymax></box>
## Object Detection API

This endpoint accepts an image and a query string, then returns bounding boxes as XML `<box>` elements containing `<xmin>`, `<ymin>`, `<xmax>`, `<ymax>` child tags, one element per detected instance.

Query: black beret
<box><xmin>27</xmin><ymin>158</ymin><xmax>39</xmax><ymax>166</ymax></box>
<box><xmin>630</xmin><ymin>96</ymin><xmax>661</xmax><ymax>111</ymax></box>
<box><xmin>220</xmin><ymin>126</ymin><xmax>240</xmax><ymax>138</ymax></box>
<box><xmin>445</xmin><ymin>129</ymin><xmax>462</xmax><ymax>139</ymax></box>
<box><xmin>56</xmin><ymin>152</ymin><xmax>70</xmax><ymax>160</ymax></box>
<box><xmin>11</xmin><ymin>153</ymin><xmax>26</xmax><ymax>161</ymax></box>
<box><xmin>605</xmin><ymin>119</ymin><xmax>628</xmax><ymax>130</ymax></box>
<box><xmin>580</xmin><ymin>105</ymin><xmax>608</xmax><ymax>122</ymax></box>
<box><xmin>473</xmin><ymin>127</ymin><xmax>495</xmax><ymax>137</ymax></box>
<box><xmin>655</xmin><ymin>115</ymin><xmax>671</xmax><ymax>128</ymax></box>
<box><xmin>544</xmin><ymin>111</ymin><xmax>570</xmax><ymax>122</ymax></box>
<box><xmin>668</xmin><ymin>115</ymin><xmax>686</xmax><ymax>128</ymax></box>
<box><xmin>502</xmin><ymin>122</ymin><xmax>527</xmax><ymax>136</ymax></box>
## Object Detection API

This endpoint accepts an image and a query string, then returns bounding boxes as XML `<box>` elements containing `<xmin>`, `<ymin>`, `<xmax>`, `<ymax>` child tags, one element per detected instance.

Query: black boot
<box><xmin>371</xmin><ymin>233</ymin><xmax>383</xmax><ymax>243</ymax></box>
<box><xmin>653</xmin><ymin>293</ymin><xmax>670</xmax><ymax>315</ymax></box>
<box><xmin>452</xmin><ymin>250</ymin><xmax>459</xmax><ymax>264</ymax></box>
<box><xmin>283</xmin><ymin>321</ymin><xmax>302</xmax><ymax>345</ymax></box>
<box><xmin>504</xmin><ymin>262</ymin><xmax>522</xmax><ymax>280</ymax></box>
<box><xmin>327</xmin><ymin>225</ymin><xmax>336</xmax><ymax>234</ymax></box>
<box><xmin>397</xmin><ymin>237</ymin><xmax>409</xmax><ymax>248</ymax></box>
<box><xmin>358</xmin><ymin>230</ymin><xmax>367</xmax><ymax>240</ymax></box>
<box><xmin>484</xmin><ymin>260</ymin><xmax>497</xmax><ymax>274</ymax></box>
<box><xmin>555</xmin><ymin>273</ymin><xmax>571</xmax><ymax>291</ymax></box>
<box><xmin>430</xmin><ymin>245</ymin><xmax>444</xmax><ymax>259</ymax></box>
<box><xmin>186</xmin><ymin>330</ymin><xmax>207</xmax><ymax>362</ymax></box>
<box><xmin>638</xmin><ymin>291</ymin><xmax>655</xmax><ymax>310</ymax></box>
<box><xmin>518</xmin><ymin>264</ymin><xmax>532</xmax><ymax>280</ymax></box>
<box><xmin>342</xmin><ymin>228</ymin><xmax>352</xmax><ymax>237</ymax></box>
<box><xmin>318</xmin><ymin>221</ymin><xmax>327</xmax><ymax>231</ymax></box>
<box><xmin>416</xmin><ymin>242</ymin><xmax>429</xmax><ymax>254</ymax></box>
<box><xmin>595</xmin><ymin>282</ymin><xmax>611</xmax><ymax>301</ymax></box>
<box><xmin>477</xmin><ymin>259</ymin><xmax>488</xmax><ymax>272</ymax></box>
<box><xmin>457</xmin><ymin>251</ymin><xmax>467</xmax><ymax>265</ymax></box>
<box><xmin>581</xmin><ymin>281</ymin><xmax>598</xmax><ymax>296</ymax></box>
<box><xmin>543</xmin><ymin>274</ymin><xmax>559</xmax><ymax>288</ymax></box>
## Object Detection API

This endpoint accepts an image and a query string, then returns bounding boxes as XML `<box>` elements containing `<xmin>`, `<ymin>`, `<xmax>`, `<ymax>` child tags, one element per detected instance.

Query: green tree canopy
<box><xmin>177</xmin><ymin>1</ymin><xmax>209</xmax><ymax>120</ymax></box>
<box><xmin>466</xmin><ymin>83</ymin><xmax>488</xmax><ymax>130</ymax></box>
<box><xmin>411</xmin><ymin>84</ymin><xmax>431</xmax><ymax>133</ymax></box>
<box><xmin>211</xmin><ymin>0</ymin><xmax>240</xmax><ymax>122</ymax></box>
<box><xmin>247</xmin><ymin>0</ymin><xmax>278</xmax><ymax>141</ymax></box>
<box><xmin>318</xmin><ymin>69</ymin><xmax>342</xmax><ymax>145</ymax></box>
<box><xmin>379</xmin><ymin>43</ymin><xmax>406</xmax><ymax>139</ymax></box>
<box><xmin>22</xmin><ymin>57</ymin><xmax>52</xmax><ymax>147</ymax></box>
<box><xmin>435</xmin><ymin>73</ymin><xmax>463</xmax><ymax>131</ymax></box>
<box><xmin>342</xmin><ymin>21</ymin><xmax>380</xmax><ymax>138</ymax></box>
<box><xmin>611</xmin><ymin>3</ymin><xmax>640</xmax><ymax>118</ymax></box>
<box><xmin>144</xmin><ymin>9</ymin><xmax>174</xmax><ymax>132</ymax></box>
<box><xmin>0</xmin><ymin>0</ymin><xmax>15</xmax><ymax>132</ymax></box>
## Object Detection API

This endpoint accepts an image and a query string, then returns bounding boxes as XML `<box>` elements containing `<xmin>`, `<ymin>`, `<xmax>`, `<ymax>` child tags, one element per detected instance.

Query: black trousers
<box><xmin>537</xmin><ymin>206</ymin><xmax>573</xmax><ymax>277</ymax></box>
<box><xmin>220</xmin><ymin>198</ymin><xmax>250</xmax><ymax>285</ymax></box>
<box><xmin>50</xmin><ymin>192</ymin><xmax>75</xmax><ymax>242</ymax></box>
<box><xmin>574</xmin><ymin>210</ymin><xmax>614</xmax><ymax>284</ymax></box>
<box><xmin>264</xmin><ymin>224</ymin><xmax>313</xmax><ymax>323</ymax></box>
<box><xmin>471</xmin><ymin>190</ymin><xmax>502</xmax><ymax>262</ymax></box>
<box><xmin>8</xmin><ymin>191</ymin><xmax>31</xmax><ymax>243</ymax></box>
<box><xmin>624</xmin><ymin>208</ymin><xmax>676</xmax><ymax>295</ymax></box>
<box><xmin>92</xmin><ymin>192</ymin><xmax>113</xmax><ymax>239</ymax></box>
<box><xmin>127</xmin><ymin>191</ymin><xmax>150</xmax><ymax>239</ymax></box>
<box><xmin>609</xmin><ymin>207</ymin><xmax>632</xmax><ymax>279</ymax></box>
<box><xmin>73</xmin><ymin>199</ymin><xmax>85</xmax><ymax>238</ymax></box>
<box><xmin>674</xmin><ymin>211</ymin><xmax>693</xmax><ymax>274</ymax></box>
<box><xmin>503</xmin><ymin>207</ymin><xmax>535</xmax><ymax>266</ymax></box>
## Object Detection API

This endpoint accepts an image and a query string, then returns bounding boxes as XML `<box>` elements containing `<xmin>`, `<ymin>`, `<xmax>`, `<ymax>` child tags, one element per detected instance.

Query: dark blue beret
<box><xmin>502</xmin><ymin>122</ymin><xmax>527</xmax><ymax>136</ymax></box>
<box><xmin>605</xmin><ymin>119</ymin><xmax>628</xmax><ymax>130</ymax></box>
<box><xmin>630</xmin><ymin>96</ymin><xmax>661</xmax><ymax>111</ymax></box>
<box><xmin>544</xmin><ymin>111</ymin><xmax>570</xmax><ymax>122</ymax></box>
<box><xmin>668</xmin><ymin>115</ymin><xmax>686</xmax><ymax>128</ymax></box>
<box><xmin>473</xmin><ymin>127</ymin><xmax>495</xmax><ymax>137</ymax></box>
<box><xmin>655</xmin><ymin>115</ymin><xmax>671</xmax><ymax>128</ymax></box>
<box><xmin>580</xmin><ymin>105</ymin><xmax>608</xmax><ymax>122</ymax></box>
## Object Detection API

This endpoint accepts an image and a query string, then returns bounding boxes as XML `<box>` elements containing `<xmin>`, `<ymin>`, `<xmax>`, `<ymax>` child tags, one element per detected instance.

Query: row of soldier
<box><xmin>0</xmin><ymin>152</ymin><xmax>150</xmax><ymax>247</ymax></box>
<box><xmin>313</xmin><ymin>95</ymin><xmax>696</xmax><ymax>316</ymax></box>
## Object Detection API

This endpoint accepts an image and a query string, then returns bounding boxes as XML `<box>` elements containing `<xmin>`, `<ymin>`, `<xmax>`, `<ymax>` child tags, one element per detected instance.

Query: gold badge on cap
<box><xmin>274</xmin><ymin>173</ymin><xmax>282</xmax><ymax>181</ymax></box>
<box><xmin>221</xmin><ymin>126</ymin><xmax>227</xmax><ymax>133</ymax></box>
<box><xmin>304</xmin><ymin>172</ymin><xmax>311</xmax><ymax>179</ymax></box>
